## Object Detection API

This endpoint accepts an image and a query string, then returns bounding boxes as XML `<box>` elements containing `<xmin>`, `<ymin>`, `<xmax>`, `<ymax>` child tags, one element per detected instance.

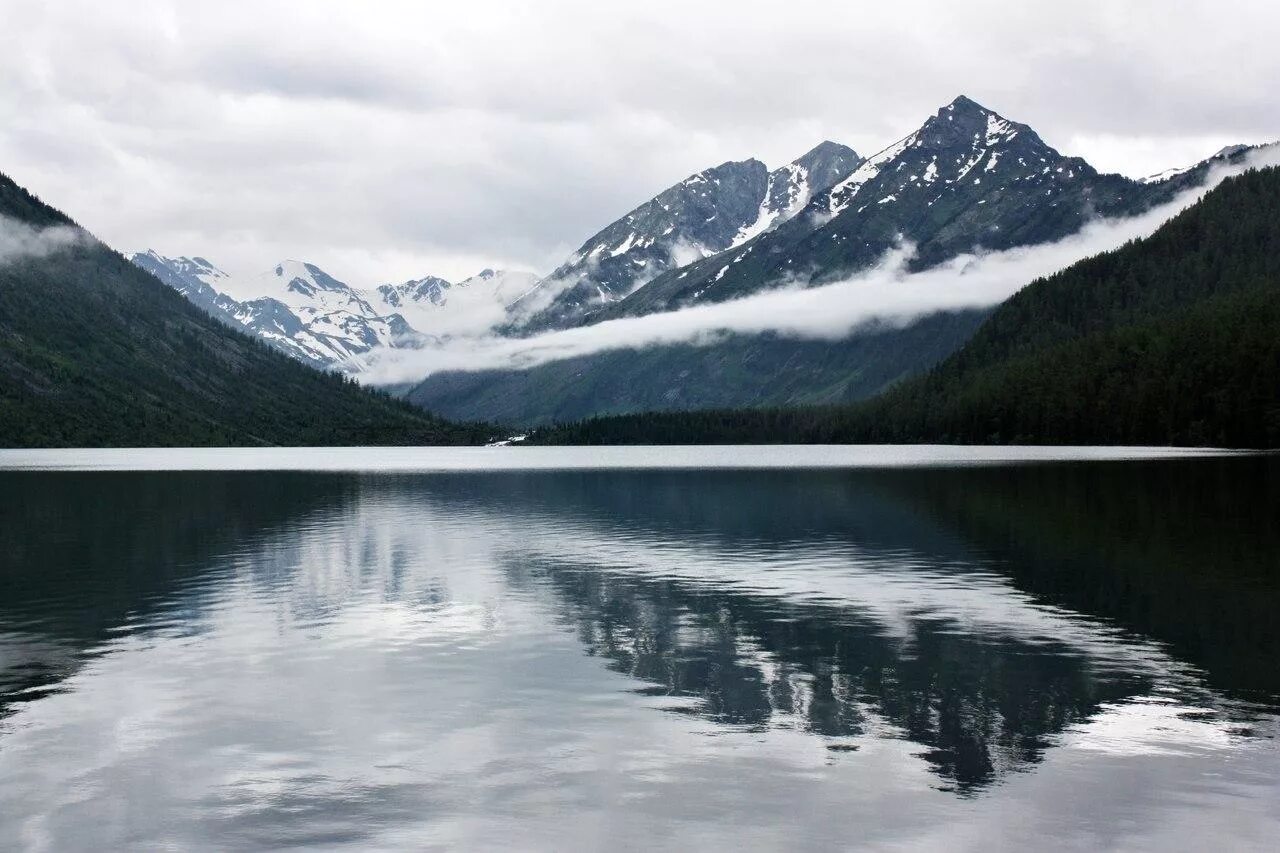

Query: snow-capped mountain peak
<box><xmin>130</xmin><ymin>250</ymin><xmax>244</xmax><ymax>324</ymax></box>
<box><xmin>133</xmin><ymin>246</ymin><xmax>549</xmax><ymax>364</ymax></box>
<box><xmin>365</xmin><ymin>268</ymin><xmax>539</xmax><ymax>338</ymax></box>
<box><xmin>214</xmin><ymin>259</ymin><xmax>368</xmax><ymax>308</ymax></box>
<box><xmin>132</xmin><ymin>250</ymin><xmax>230</xmax><ymax>293</ymax></box>
<box><xmin>456</xmin><ymin>268</ymin><xmax>538</xmax><ymax>296</ymax></box>
<box><xmin>733</xmin><ymin>141</ymin><xmax>863</xmax><ymax>246</ymax></box>
<box><xmin>269</xmin><ymin>259</ymin><xmax>350</xmax><ymax>295</ymax></box>
<box><xmin>130</xmin><ymin>252</ymin><xmax>421</xmax><ymax>370</ymax></box>
<box><xmin>826</xmin><ymin>95</ymin><xmax>1046</xmax><ymax>217</ymax></box>
<box><xmin>377</xmin><ymin>275</ymin><xmax>453</xmax><ymax>309</ymax></box>
<box><xmin>512</xmin><ymin>141</ymin><xmax>862</xmax><ymax>331</ymax></box>
<box><xmin>1140</xmin><ymin>143</ymin><xmax>1252</xmax><ymax>184</ymax></box>
<box><xmin>586</xmin><ymin>95</ymin><xmax>1235</xmax><ymax>322</ymax></box>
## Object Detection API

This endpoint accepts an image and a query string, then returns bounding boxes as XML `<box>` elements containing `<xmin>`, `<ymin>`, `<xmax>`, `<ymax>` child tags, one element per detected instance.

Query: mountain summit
<box><xmin>406</xmin><ymin>99</ymin><xmax>1261</xmax><ymax>428</ymax></box>
<box><xmin>130</xmin><ymin>253</ymin><xmax>416</xmax><ymax>369</ymax></box>
<box><xmin>587</xmin><ymin>95</ymin><xmax>1220</xmax><ymax>322</ymax></box>
<box><xmin>132</xmin><ymin>253</ymin><xmax>541</xmax><ymax>362</ymax></box>
<box><xmin>369</xmin><ymin>268</ymin><xmax>539</xmax><ymax>338</ymax></box>
<box><xmin>511</xmin><ymin>141</ymin><xmax>862</xmax><ymax>330</ymax></box>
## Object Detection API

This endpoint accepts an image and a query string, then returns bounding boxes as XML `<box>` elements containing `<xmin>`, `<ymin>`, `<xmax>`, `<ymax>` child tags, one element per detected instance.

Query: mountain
<box><xmin>136</xmin><ymin>252</ymin><xmax>541</xmax><ymax>365</ymax></box>
<box><xmin>131</xmin><ymin>252</ymin><xmax>421</xmax><ymax>370</ymax></box>
<box><xmin>375</xmin><ymin>274</ymin><xmax>453</xmax><ymax>309</ymax></box>
<box><xmin>510</xmin><ymin>141</ymin><xmax>862</xmax><ymax>330</ymax></box>
<box><xmin>0</xmin><ymin>172</ymin><xmax>490</xmax><ymax>447</ymax></box>
<box><xmin>527</xmin><ymin>165</ymin><xmax>1280</xmax><ymax>448</ymax></box>
<box><xmin>406</xmin><ymin>311</ymin><xmax>989</xmax><ymax>427</ymax></box>
<box><xmin>130</xmin><ymin>251</ymin><xmax>244</xmax><ymax>321</ymax></box>
<box><xmin>405</xmin><ymin>97</ymin><xmax>1253</xmax><ymax>428</ymax></box>
<box><xmin>369</xmin><ymin>268</ymin><xmax>539</xmax><ymax>338</ymax></box>
<box><xmin>586</xmin><ymin>96</ymin><xmax>1224</xmax><ymax>322</ymax></box>
<box><xmin>1139</xmin><ymin>145</ymin><xmax>1249</xmax><ymax>184</ymax></box>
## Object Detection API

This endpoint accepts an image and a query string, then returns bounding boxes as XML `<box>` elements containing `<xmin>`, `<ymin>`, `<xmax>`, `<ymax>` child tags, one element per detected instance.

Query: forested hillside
<box><xmin>0</xmin><ymin>173</ymin><xmax>490</xmax><ymax>447</ymax></box>
<box><xmin>410</xmin><ymin>310</ymin><xmax>988</xmax><ymax>427</ymax></box>
<box><xmin>531</xmin><ymin>167</ymin><xmax>1280</xmax><ymax>448</ymax></box>
<box><xmin>409</xmin><ymin>98</ymin><xmax>1235</xmax><ymax>429</ymax></box>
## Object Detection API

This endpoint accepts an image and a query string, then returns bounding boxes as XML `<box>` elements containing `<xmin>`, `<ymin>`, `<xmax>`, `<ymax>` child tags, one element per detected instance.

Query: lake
<box><xmin>1</xmin><ymin>447</ymin><xmax>1277</xmax><ymax>850</ymax></box>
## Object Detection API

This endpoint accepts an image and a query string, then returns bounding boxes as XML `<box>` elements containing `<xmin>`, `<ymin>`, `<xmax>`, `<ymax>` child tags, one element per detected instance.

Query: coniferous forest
<box><xmin>0</xmin><ymin>173</ymin><xmax>492</xmax><ymax>447</ymax></box>
<box><xmin>530</xmin><ymin>167</ymin><xmax>1280</xmax><ymax>448</ymax></box>
<box><xmin>6</xmin><ymin>164</ymin><xmax>1280</xmax><ymax>450</ymax></box>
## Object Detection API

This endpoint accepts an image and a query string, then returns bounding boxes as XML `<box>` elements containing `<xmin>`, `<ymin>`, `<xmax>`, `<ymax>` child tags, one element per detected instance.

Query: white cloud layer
<box><xmin>361</xmin><ymin>150</ymin><xmax>1280</xmax><ymax>385</ymax></box>
<box><xmin>0</xmin><ymin>215</ymin><xmax>89</xmax><ymax>266</ymax></box>
<box><xmin>1</xmin><ymin>1</ymin><xmax>1278</xmax><ymax>285</ymax></box>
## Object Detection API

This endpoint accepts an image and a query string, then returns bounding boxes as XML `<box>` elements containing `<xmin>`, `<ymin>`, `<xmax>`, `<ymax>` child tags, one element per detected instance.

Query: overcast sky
<box><xmin>2</xmin><ymin>1</ymin><xmax>1277</xmax><ymax>285</ymax></box>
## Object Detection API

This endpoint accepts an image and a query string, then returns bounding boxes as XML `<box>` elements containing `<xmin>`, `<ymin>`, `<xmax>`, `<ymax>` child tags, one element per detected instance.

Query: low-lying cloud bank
<box><xmin>0</xmin><ymin>215</ymin><xmax>91</xmax><ymax>266</ymax></box>
<box><xmin>362</xmin><ymin>149</ymin><xmax>1280</xmax><ymax>386</ymax></box>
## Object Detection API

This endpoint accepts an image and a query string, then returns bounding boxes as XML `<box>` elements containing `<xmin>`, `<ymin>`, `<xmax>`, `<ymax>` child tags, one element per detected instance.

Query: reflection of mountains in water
<box><xmin>517</xmin><ymin>556</ymin><xmax>1136</xmax><ymax>792</ymax></box>
<box><xmin>427</xmin><ymin>462</ymin><xmax>1279</xmax><ymax>703</ymax></box>
<box><xmin>458</xmin><ymin>461</ymin><xmax>1278</xmax><ymax>792</ymax></box>
<box><xmin>1</xmin><ymin>459</ymin><xmax>1276</xmax><ymax>795</ymax></box>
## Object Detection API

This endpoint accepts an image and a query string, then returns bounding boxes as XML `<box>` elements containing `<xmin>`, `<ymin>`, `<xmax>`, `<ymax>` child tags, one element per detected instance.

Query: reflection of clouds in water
<box><xmin>484</xmin><ymin>507</ymin><xmax>1198</xmax><ymax>687</ymax></box>
<box><xmin>1066</xmin><ymin>695</ymin><xmax>1255</xmax><ymax>757</ymax></box>
<box><xmin>0</xmin><ymin>444</ymin><xmax>1239</xmax><ymax>473</ymax></box>
<box><xmin>453</xmin><ymin>489</ymin><xmax>1277</xmax><ymax>781</ymax></box>
<box><xmin>218</xmin><ymin>487</ymin><xmax>1275</xmax><ymax>767</ymax></box>
<box><xmin>0</xmin><ymin>471</ymin><xmax>1277</xmax><ymax>850</ymax></box>
<box><xmin>520</xmin><ymin>552</ymin><xmax>1274</xmax><ymax>781</ymax></box>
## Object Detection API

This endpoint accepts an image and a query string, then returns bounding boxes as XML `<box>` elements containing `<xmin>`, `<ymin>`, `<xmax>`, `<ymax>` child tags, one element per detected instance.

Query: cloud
<box><xmin>360</xmin><ymin>150</ymin><xmax>1280</xmax><ymax>385</ymax></box>
<box><xmin>1</xmin><ymin>1</ymin><xmax>1278</xmax><ymax>285</ymax></box>
<box><xmin>666</xmin><ymin>237</ymin><xmax>712</xmax><ymax>270</ymax></box>
<box><xmin>0</xmin><ymin>215</ymin><xmax>90</xmax><ymax>266</ymax></box>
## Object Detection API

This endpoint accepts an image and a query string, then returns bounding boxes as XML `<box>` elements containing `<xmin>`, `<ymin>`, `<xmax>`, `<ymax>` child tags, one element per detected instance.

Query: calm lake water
<box><xmin>1</xmin><ymin>447</ymin><xmax>1277</xmax><ymax>851</ymax></box>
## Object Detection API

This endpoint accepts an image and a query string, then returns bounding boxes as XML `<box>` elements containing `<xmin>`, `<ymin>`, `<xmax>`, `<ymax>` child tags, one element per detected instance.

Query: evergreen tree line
<box><xmin>0</xmin><ymin>173</ymin><xmax>493</xmax><ymax>448</ymax></box>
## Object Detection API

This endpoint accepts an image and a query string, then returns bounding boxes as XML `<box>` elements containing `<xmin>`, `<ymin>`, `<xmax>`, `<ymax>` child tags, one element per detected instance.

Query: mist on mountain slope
<box><xmin>364</xmin><ymin>148</ymin><xmax>1276</xmax><ymax>385</ymax></box>
<box><xmin>0</xmin><ymin>215</ymin><xmax>90</xmax><ymax>266</ymax></box>
<box><xmin>363</xmin><ymin>147</ymin><xmax>1280</xmax><ymax>386</ymax></box>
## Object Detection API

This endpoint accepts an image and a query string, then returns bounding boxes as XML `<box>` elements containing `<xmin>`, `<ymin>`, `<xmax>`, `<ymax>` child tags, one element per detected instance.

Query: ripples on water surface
<box><xmin>0</xmin><ymin>447</ymin><xmax>1277</xmax><ymax>850</ymax></box>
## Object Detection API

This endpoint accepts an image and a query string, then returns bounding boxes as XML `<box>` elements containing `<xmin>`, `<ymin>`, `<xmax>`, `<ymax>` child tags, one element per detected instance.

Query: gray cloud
<box><xmin>1</xmin><ymin>1</ymin><xmax>1277</xmax><ymax>284</ymax></box>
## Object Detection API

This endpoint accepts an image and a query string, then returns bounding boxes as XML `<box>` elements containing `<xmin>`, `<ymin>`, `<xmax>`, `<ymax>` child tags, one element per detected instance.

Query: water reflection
<box><xmin>467</xmin><ymin>463</ymin><xmax>1278</xmax><ymax>792</ymax></box>
<box><xmin>0</xmin><ymin>457</ymin><xmax>1277</xmax><ymax>847</ymax></box>
<box><xmin>0</xmin><ymin>473</ymin><xmax>351</xmax><ymax>711</ymax></box>
<box><xmin>520</xmin><ymin>558</ymin><xmax>1137</xmax><ymax>790</ymax></box>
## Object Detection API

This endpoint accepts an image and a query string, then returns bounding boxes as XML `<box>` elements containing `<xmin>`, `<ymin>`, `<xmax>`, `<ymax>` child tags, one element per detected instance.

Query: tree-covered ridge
<box><xmin>530</xmin><ymin>167</ymin><xmax>1280</xmax><ymax>448</ymax></box>
<box><xmin>0</xmin><ymin>173</ymin><xmax>491</xmax><ymax>447</ymax></box>
<box><xmin>409</xmin><ymin>311</ymin><xmax>989</xmax><ymax>428</ymax></box>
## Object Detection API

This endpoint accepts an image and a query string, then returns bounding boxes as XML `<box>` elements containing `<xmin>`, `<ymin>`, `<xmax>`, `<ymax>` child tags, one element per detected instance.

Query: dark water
<box><xmin>1</xmin><ymin>451</ymin><xmax>1278</xmax><ymax>850</ymax></box>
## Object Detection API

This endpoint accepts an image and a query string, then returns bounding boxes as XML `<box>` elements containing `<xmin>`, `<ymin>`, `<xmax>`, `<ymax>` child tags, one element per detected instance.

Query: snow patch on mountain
<box><xmin>512</xmin><ymin>140</ymin><xmax>862</xmax><ymax>331</ymax></box>
<box><xmin>130</xmin><ymin>252</ymin><xmax>421</xmax><ymax>370</ymax></box>
<box><xmin>369</xmin><ymin>268</ymin><xmax>539</xmax><ymax>337</ymax></box>
<box><xmin>829</xmin><ymin>136</ymin><xmax>916</xmax><ymax>216</ymax></box>
<box><xmin>1141</xmin><ymin>145</ymin><xmax>1250</xmax><ymax>184</ymax></box>
<box><xmin>133</xmin><ymin>250</ymin><xmax>545</xmax><ymax>369</ymax></box>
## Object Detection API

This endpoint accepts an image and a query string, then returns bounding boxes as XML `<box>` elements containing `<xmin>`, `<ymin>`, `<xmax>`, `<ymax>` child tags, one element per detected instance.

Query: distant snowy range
<box><xmin>131</xmin><ymin>135</ymin><xmax>860</xmax><ymax>372</ymax></box>
<box><xmin>130</xmin><ymin>96</ymin><xmax>1271</xmax><ymax>425</ymax></box>
<box><xmin>130</xmin><ymin>253</ymin><xmax>537</xmax><ymax>370</ymax></box>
